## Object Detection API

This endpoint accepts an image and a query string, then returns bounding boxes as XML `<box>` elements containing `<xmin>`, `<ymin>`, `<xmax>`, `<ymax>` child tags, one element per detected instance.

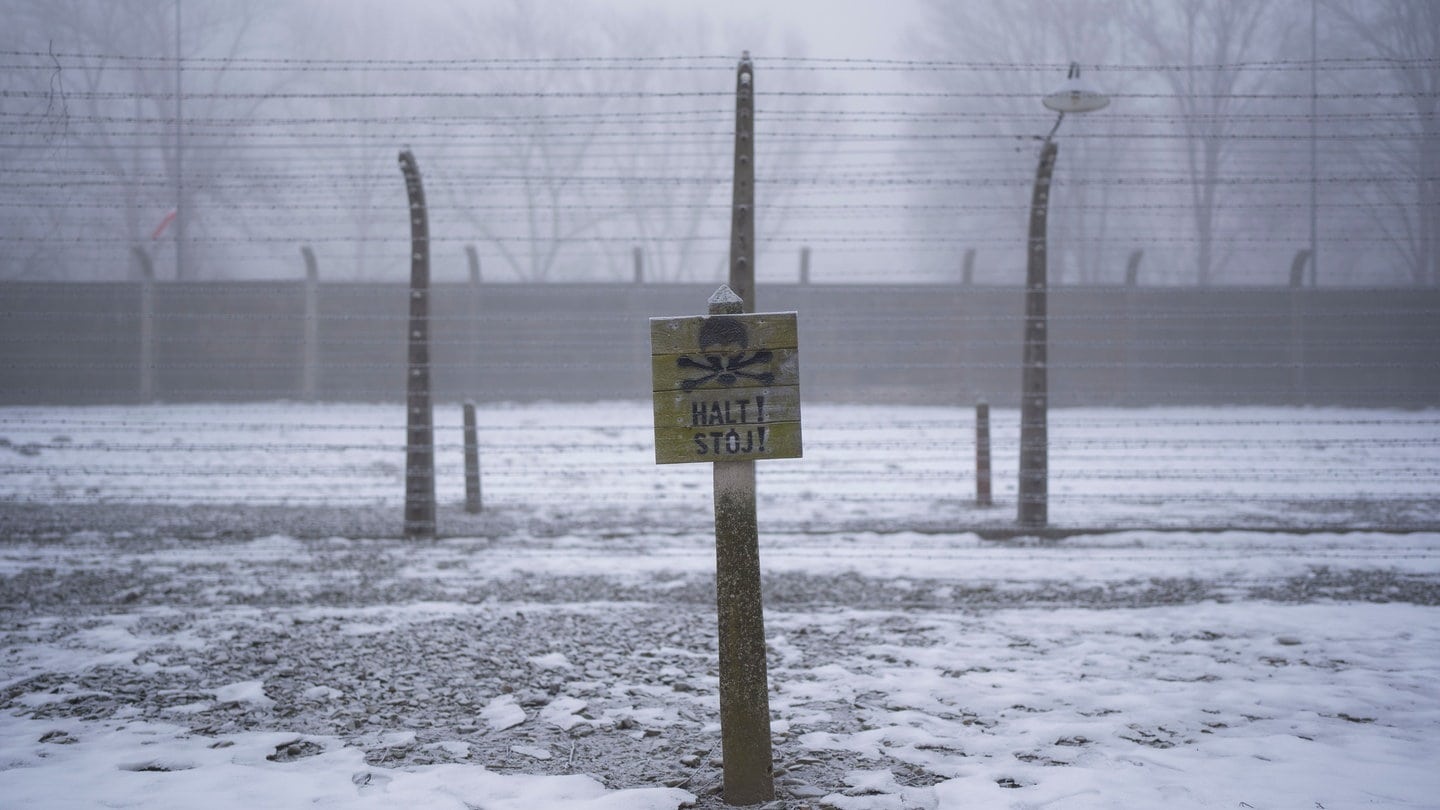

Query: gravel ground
<box><xmin>4</xmin><ymin>507</ymin><xmax>1439</xmax><ymax>808</ymax></box>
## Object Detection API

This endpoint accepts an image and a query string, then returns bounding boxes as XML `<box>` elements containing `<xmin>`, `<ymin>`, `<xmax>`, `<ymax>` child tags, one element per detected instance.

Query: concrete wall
<box><xmin>3</xmin><ymin>281</ymin><xmax>1437</xmax><ymax>406</ymax></box>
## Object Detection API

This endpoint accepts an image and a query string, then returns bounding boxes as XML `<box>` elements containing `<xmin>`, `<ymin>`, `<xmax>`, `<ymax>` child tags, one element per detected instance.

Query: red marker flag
<box><xmin>151</xmin><ymin>209</ymin><xmax>177</xmax><ymax>240</ymax></box>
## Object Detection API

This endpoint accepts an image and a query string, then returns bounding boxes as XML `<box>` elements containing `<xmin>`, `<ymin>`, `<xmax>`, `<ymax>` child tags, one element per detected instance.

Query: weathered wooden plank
<box><xmin>653</xmin><ymin>385</ymin><xmax>801</xmax><ymax>430</ymax></box>
<box><xmin>652</xmin><ymin>347</ymin><xmax>799</xmax><ymax>393</ymax></box>
<box><xmin>654</xmin><ymin>420</ymin><xmax>802</xmax><ymax>464</ymax></box>
<box><xmin>650</xmin><ymin>312</ymin><xmax>798</xmax><ymax>356</ymax></box>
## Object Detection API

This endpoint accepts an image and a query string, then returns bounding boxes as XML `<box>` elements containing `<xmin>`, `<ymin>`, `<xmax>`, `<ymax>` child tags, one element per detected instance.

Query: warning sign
<box><xmin>650</xmin><ymin>311</ymin><xmax>801</xmax><ymax>465</ymax></box>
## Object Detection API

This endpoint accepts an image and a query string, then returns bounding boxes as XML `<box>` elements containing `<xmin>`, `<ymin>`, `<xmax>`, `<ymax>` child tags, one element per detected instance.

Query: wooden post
<box><xmin>301</xmin><ymin>246</ymin><xmax>319</xmax><ymax>402</ymax></box>
<box><xmin>962</xmin><ymin>248</ymin><xmax>976</xmax><ymax>286</ymax></box>
<box><xmin>132</xmin><ymin>246</ymin><xmax>156</xmax><ymax>403</ymax></box>
<box><xmin>975</xmin><ymin>401</ymin><xmax>992</xmax><ymax>507</ymax></box>
<box><xmin>799</xmin><ymin>246</ymin><xmax>810</xmax><ymax>285</ymax></box>
<box><xmin>463</xmin><ymin>400</ymin><xmax>482</xmax><ymax>514</ymax></box>
<box><xmin>1018</xmin><ymin>139</ymin><xmax>1057</xmax><ymax>528</ymax></box>
<box><xmin>633</xmin><ymin>245</ymin><xmax>644</xmax><ymax>284</ymax></box>
<box><xmin>706</xmin><ymin>286</ymin><xmax>774</xmax><ymax>805</ymax></box>
<box><xmin>399</xmin><ymin>149</ymin><xmax>436</xmax><ymax>539</ymax></box>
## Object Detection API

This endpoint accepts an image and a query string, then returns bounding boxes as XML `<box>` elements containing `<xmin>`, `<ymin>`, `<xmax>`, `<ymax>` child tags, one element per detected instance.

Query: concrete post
<box><xmin>1018</xmin><ymin>140</ymin><xmax>1058</xmax><ymax>527</ymax></box>
<box><xmin>730</xmin><ymin>53</ymin><xmax>755</xmax><ymax>314</ymax></box>
<box><xmin>708</xmin><ymin>286</ymin><xmax>774</xmax><ymax>805</ymax></box>
<box><xmin>399</xmin><ymin>150</ymin><xmax>436</xmax><ymax>539</ymax></box>
<box><xmin>1125</xmin><ymin>250</ymin><xmax>1143</xmax><ymax>287</ymax></box>
<box><xmin>466</xmin><ymin>244</ymin><xmax>482</xmax><ymax>286</ymax></box>
<box><xmin>133</xmin><ymin>246</ymin><xmax>156</xmax><ymax>403</ymax></box>
<box><xmin>463</xmin><ymin>400</ymin><xmax>482</xmax><ymax>514</ymax></box>
<box><xmin>1290</xmin><ymin>249</ymin><xmax>1312</xmax><ymax>404</ymax></box>
<box><xmin>301</xmin><ymin>246</ymin><xmax>319</xmax><ymax>402</ymax></box>
<box><xmin>1289</xmin><ymin>249</ymin><xmax>1312</xmax><ymax>288</ymax></box>
<box><xmin>715</xmin><ymin>53</ymin><xmax>770</xmax><ymax>805</ymax></box>
<box><xmin>1124</xmin><ymin>251</ymin><xmax>1142</xmax><ymax>403</ymax></box>
<box><xmin>975</xmin><ymin>401</ymin><xmax>992</xmax><ymax>507</ymax></box>
<box><xmin>467</xmin><ymin>245</ymin><xmax>482</xmax><ymax>396</ymax></box>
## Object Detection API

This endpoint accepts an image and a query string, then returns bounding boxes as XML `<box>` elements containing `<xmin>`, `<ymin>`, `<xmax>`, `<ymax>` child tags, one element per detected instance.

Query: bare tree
<box><xmin>1325</xmin><ymin>0</ymin><xmax>1439</xmax><ymax>286</ymax></box>
<box><xmin>3</xmin><ymin>0</ymin><xmax>285</xmax><ymax>280</ymax></box>
<box><xmin>417</xmin><ymin>0</ymin><xmax>634</xmax><ymax>282</ymax></box>
<box><xmin>1126</xmin><ymin>0</ymin><xmax>1283</xmax><ymax>286</ymax></box>
<box><xmin>907</xmin><ymin>0</ymin><xmax>1138</xmax><ymax>285</ymax></box>
<box><xmin>414</xmin><ymin>2</ymin><xmax>827</xmax><ymax>284</ymax></box>
<box><xmin>1</xmin><ymin>1</ymin><xmax>173</xmax><ymax>279</ymax></box>
<box><xmin>276</xmin><ymin>0</ymin><xmax>436</xmax><ymax>282</ymax></box>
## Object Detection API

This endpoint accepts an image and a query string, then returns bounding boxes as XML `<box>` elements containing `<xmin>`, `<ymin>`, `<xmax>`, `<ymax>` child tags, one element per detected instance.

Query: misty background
<box><xmin>2</xmin><ymin>0</ymin><xmax>1435</xmax><ymax>287</ymax></box>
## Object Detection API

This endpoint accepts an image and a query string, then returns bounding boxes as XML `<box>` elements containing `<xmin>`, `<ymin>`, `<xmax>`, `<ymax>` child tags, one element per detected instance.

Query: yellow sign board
<box><xmin>651</xmin><ymin>312</ymin><xmax>802</xmax><ymax>464</ymax></box>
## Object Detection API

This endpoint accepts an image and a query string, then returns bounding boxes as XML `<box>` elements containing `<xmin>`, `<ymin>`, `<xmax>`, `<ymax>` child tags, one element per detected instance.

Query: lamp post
<box><xmin>1018</xmin><ymin>63</ymin><xmax>1109</xmax><ymax>528</ymax></box>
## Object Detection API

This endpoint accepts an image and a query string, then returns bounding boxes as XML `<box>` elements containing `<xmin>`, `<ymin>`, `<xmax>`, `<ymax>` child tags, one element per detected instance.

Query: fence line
<box><xmin>2</xmin><ymin>402</ymin><xmax>1436</xmax><ymax>532</ymax></box>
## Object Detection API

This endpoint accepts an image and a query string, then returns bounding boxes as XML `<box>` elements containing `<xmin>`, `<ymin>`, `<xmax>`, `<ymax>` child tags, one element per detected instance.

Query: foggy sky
<box><xmin>1</xmin><ymin>0</ymin><xmax>1435</xmax><ymax>286</ymax></box>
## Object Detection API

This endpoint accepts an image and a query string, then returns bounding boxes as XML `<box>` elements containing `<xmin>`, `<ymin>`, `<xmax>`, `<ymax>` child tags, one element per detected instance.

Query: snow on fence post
<box><xmin>399</xmin><ymin>149</ymin><xmax>435</xmax><ymax>539</ymax></box>
<box><xmin>976</xmin><ymin>401</ymin><xmax>992</xmax><ymax>507</ymax></box>
<box><xmin>301</xmin><ymin>246</ymin><xmax>319</xmax><ymax>402</ymax></box>
<box><xmin>132</xmin><ymin>246</ymin><xmax>157</xmax><ymax>403</ymax></box>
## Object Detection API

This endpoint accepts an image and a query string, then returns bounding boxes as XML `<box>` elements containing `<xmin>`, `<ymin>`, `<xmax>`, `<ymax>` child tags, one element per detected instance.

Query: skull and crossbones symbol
<box><xmin>678</xmin><ymin>318</ymin><xmax>774</xmax><ymax>391</ymax></box>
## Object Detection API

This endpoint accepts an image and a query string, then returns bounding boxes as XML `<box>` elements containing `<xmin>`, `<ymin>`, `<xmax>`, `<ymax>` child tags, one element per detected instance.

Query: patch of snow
<box><xmin>0</xmin><ymin>717</ymin><xmax>694</xmax><ymax>809</ymax></box>
<box><xmin>540</xmin><ymin>696</ymin><xmax>590</xmax><ymax>731</ymax></box>
<box><xmin>213</xmin><ymin>680</ymin><xmax>274</xmax><ymax>709</ymax></box>
<box><xmin>529</xmin><ymin>652</ymin><xmax>573</xmax><ymax>671</ymax></box>
<box><xmin>481</xmin><ymin>695</ymin><xmax>527</xmax><ymax>732</ymax></box>
<box><xmin>301</xmin><ymin>685</ymin><xmax>342</xmax><ymax>701</ymax></box>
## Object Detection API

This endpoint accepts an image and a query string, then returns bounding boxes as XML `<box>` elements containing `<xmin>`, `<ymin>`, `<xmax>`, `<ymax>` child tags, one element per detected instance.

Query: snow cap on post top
<box><xmin>709</xmin><ymin>284</ymin><xmax>744</xmax><ymax>315</ymax></box>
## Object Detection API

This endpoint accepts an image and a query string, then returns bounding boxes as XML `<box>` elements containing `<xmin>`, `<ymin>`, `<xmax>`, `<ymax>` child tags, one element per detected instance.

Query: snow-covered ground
<box><xmin>2</xmin><ymin>403</ymin><xmax>1439</xmax><ymax>808</ymax></box>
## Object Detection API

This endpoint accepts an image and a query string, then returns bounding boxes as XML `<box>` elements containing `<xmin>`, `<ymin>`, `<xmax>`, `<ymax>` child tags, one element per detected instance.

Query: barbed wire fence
<box><xmin>4</xmin><ymin>52</ymin><xmax>1437</xmax><ymax>280</ymax></box>
<box><xmin>3</xmin><ymin>404</ymin><xmax>1438</xmax><ymax>535</ymax></box>
<box><xmin>1</xmin><ymin>53</ymin><xmax>1437</xmax><ymax>534</ymax></box>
